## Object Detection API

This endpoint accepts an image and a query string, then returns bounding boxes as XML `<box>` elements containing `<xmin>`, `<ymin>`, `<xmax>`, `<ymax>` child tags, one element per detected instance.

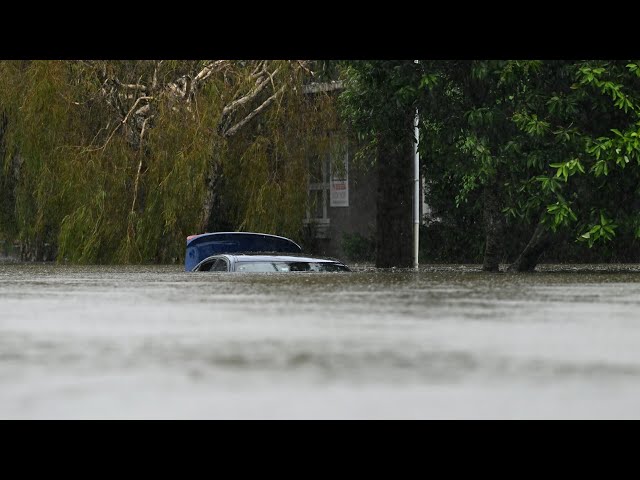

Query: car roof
<box><xmin>210</xmin><ymin>253</ymin><xmax>345</xmax><ymax>263</ymax></box>
<box><xmin>234</xmin><ymin>255</ymin><xmax>342</xmax><ymax>263</ymax></box>
<box><xmin>186</xmin><ymin>232</ymin><xmax>301</xmax><ymax>249</ymax></box>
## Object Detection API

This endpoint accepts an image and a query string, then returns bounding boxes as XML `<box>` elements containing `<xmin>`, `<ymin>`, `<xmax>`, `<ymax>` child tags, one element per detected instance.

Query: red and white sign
<box><xmin>330</xmin><ymin>154</ymin><xmax>349</xmax><ymax>207</ymax></box>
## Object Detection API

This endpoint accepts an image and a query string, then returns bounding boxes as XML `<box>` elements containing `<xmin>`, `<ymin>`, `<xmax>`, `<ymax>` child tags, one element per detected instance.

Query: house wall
<box><xmin>299</xmin><ymin>82</ymin><xmax>378</xmax><ymax>261</ymax></box>
<box><xmin>308</xmin><ymin>159</ymin><xmax>377</xmax><ymax>260</ymax></box>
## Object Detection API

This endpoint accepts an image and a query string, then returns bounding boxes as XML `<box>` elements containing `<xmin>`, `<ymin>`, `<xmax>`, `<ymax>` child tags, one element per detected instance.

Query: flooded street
<box><xmin>2</xmin><ymin>263</ymin><xmax>640</xmax><ymax>419</ymax></box>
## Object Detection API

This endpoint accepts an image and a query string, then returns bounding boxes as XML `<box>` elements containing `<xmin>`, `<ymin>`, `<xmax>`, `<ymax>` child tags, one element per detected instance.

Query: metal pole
<box><xmin>413</xmin><ymin>108</ymin><xmax>420</xmax><ymax>271</ymax></box>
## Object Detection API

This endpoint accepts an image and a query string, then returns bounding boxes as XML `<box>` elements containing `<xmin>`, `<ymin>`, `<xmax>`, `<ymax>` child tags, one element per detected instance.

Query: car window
<box><xmin>236</xmin><ymin>262</ymin><xmax>280</xmax><ymax>272</ymax></box>
<box><xmin>196</xmin><ymin>257</ymin><xmax>228</xmax><ymax>272</ymax></box>
<box><xmin>196</xmin><ymin>259</ymin><xmax>216</xmax><ymax>271</ymax></box>
<box><xmin>235</xmin><ymin>261</ymin><xmax>349</xmax><ymax>272</ymax></box>
<box><xmin>310</xmin><ymin>263</ymin><xmax>350</xmax><ymax>272</ymax></box>
<box><xmin>212</xmin><ymin>258</ymin><xmax>228</xmax><ymax>272</ymax></box>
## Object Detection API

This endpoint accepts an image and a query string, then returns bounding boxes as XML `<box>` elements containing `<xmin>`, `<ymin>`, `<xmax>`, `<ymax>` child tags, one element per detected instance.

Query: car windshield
<box><xmin>235</xmin><ymin>261</ymin><xmax>349</xmax><ymax>272</ymax></box>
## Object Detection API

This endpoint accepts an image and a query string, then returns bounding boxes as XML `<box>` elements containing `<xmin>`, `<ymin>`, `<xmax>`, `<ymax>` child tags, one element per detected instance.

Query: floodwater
<box><xmin>2</xmin><ymin>262</ymin><xmax>640</xmax><ymax>419</ymax></box>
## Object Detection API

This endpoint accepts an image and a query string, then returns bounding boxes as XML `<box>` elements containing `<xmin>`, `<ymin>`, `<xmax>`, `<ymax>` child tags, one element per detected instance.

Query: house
<box><xmin>303</xmin><ymin>134</ymin><xmax>378</xmax><ymax>260</ymax></box>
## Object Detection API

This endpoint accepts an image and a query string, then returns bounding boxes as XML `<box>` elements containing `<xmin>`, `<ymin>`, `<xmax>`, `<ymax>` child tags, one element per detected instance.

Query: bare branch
<box><xmin>193</xmin><ymin>60</ymin><xmax>227</xmax><ymax>85</ymax></box>
<box><xmin>223</xmin><ymin>84</ymin><xmax>287</xmax><ymax>138</ymax></box>
<box><xmin>114</xmin><ymin>78</ymin><xmax>148</xmax><ymax>92</ymax></box>
<box><xmin>151</xmin><ymin>61</ymin><xmax>160</xmax><ymax>92</ymax></box>
<box><xmin>183</xmin><ymin>75</ymin><xmax>192</xmax><ymax>101</ymax></box>
<box><xmin>166</xmin><ymin>83</ymin><xmax>181</xmax><ymax>97</ymax></box>
<box><xmin>250</xmin><ymin>61</ymin><xmax>265</xmax><ymax>77</ymax></box>
<box><xmin>221</xmin><ymin>66</ymin><xmax>281</xmax><ymax>118</ymax></box>
<box><xmin>130</xmin><ymin>155</ymin><xmax>144</xmax><ymax>214</ymax></box>
<box><xmin>122</xmin><ymin>96</ymin><xmax>153</xmax><ymax>125</ymax></box>
<box><xmin>135</xmin><ymin>104</ymin><xmax>151</xmax><ymax>117</ymax></box>
<box><xmin>139</xmin><ymin>116</ymin><xmax>152</xmax><ymax>149</ymax></box>
<box><xmin>86</xmin><ymin>122</ymin><xmax>123</xmax><ymax>152</ymax></box>
<box><xmin>297</xmin><ymin>60</ymin><xmax>314</xmax><ymax>76</ymax></box>
<box><xmin>85</xmin><ymin>96</ymin><xmax>153</xmax><ymax>152</ymax></box>
<box><xmin>129</xmin><ymin>116</ymin><xmax>153</xmax><ymax>216</ymax></box>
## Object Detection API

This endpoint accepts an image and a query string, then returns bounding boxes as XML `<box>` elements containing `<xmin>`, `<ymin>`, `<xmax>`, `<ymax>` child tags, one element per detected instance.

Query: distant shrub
<box><xmin>342</xmin><ymin>232</ymin><xmax>375</xmax><ymax>262</ymax></box>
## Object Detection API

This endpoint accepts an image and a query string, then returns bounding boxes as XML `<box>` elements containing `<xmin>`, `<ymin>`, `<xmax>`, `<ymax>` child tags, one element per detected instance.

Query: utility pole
<box><xmin>413</xmin><ymin>107</ymin><xmax>420</xmax><ymax>271</ymax></box>
<box><xmin>413</xmin><ymin>59</ymin><xmax>421</xmax><ymax>271</ymax></box>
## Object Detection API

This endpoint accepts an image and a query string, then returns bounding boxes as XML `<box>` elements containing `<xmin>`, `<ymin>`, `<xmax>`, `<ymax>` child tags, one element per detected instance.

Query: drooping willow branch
<box><xmin>223</xmin><ymin>84</ymin><xmax>287</xmax><ymax>138</ymax></box>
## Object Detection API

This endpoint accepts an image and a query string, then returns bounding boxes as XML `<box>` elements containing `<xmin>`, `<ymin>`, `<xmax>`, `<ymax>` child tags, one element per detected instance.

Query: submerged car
<box><xmin>185</xmin><ymin>232</ymin><xmax>350</xmax><ymax>272</ymax></box>
<box><xmin>193</xmin><ymin>253</ymin><xmax>350</xmax><ymax>272</ymax></box>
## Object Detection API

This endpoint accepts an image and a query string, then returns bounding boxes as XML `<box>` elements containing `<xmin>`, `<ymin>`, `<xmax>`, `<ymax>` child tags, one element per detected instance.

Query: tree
<box><xmin>500</xmin><ymin>60</ymin><xmax>640</xmax><ymax>270</ymax></box>
<box><xmin>340</xmin><ymin>60</ymin><xmax>537</xmax><ymax>269</ymax></box>
<box><xmin>339</xmin><ymin>61</ymin><xmax>421</xmax><ymax>268</ymax></box>
<box><xmin>0</xmin><ymin>60</ymin><xmax>335</xmax><ymax>263</ymax></box>
<box><xmin>340</xmin><ymin>60</ymin><xmax>640</xmax><ymax>272</ymax></box>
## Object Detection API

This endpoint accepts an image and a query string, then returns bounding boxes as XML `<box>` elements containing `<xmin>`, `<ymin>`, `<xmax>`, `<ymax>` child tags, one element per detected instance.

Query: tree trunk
<box><xmin>482</xmin><ymin>181</ymin><xmax>504</xmax><ymax>272</ymax></box>
<box><xmin>507</xmin><ymin>222</ymin><xmax>552</xmax><ymax>272</ymax></box>
<box><xmin>0</xmin><ymin>111</ymin><xmax>6</xmax><ymax>159</ymax></box>
<box><xmin>375</xmin><ymin>124</ymin><xmax>413</xmax><ymax>268</ymax></box>
<box><xmin>0</xmin><ymin>112</ymin><xmax>9</xmax><ymax>233</ymax></box>
<box><xmin>200</xmin><ymin>159</ymin><xmax>225</xmax><ymax>232</ymax></box>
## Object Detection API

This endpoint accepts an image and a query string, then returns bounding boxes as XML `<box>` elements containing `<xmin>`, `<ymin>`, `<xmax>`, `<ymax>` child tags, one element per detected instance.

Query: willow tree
<box><xmin>0</xmin><ymin>60</ymin><xmax>338</xmax><ymax>263</ymax></box>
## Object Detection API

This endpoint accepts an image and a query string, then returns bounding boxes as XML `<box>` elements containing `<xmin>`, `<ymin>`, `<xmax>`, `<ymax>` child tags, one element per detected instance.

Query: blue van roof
<box><xmin>185</xmin><ymin>232</ymin><xmax>302</xmax><ymax>271</ymax></box>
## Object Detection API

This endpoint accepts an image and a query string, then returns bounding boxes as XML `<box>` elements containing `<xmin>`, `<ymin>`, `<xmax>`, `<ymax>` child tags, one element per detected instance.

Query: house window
<box><xmin>305</xmin><ymin>137</ymin><xmax>349</xmax><ymax>238</ymax></box>
<box><xmin>305</xmin><ymin>152</ymin><xmax>331</xmax><ymax>238</ymax></box>
<box><xmin>329</xmin><ymin>141</ymin><xmax>349</xmax><ymax>208</ymax></box>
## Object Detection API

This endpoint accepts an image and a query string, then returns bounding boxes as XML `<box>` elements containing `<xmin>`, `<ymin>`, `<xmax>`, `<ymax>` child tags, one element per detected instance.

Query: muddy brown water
<box><xmin>2</xmin><ymin>263</ymin><xmax>640</xmax><ymax>419</ymax></box>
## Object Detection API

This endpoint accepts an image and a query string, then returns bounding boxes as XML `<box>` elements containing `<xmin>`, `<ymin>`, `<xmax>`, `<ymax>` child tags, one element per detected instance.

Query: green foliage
<box><xmin>544</xmin><ymin>201</ymin><xmax>577</xmax><ymax>231</ymax></box>
<box><xmin>578</xmin><ymin>211</ymin><xmax>618</xmax><ymax>247</ymax></box>
<box><xmin>222</xmin><ymin>85</ymin><xmax>340</xmax><ymax>243</ymax></box>
<box><xmin>549</xmin><ymin>158</ymin><xmax>585</xmax><ymax>182</ymax></box>
<box><xmin>5</xmin><ymin>59</ymin><xmax>640</xmax><ymax>266</ymax></box>
<box><xmin>341</xmin><ymin>232</ymin><xmax>375</xmax><ymax>262</ymax></box>
<box><xmin>516</xmin><ymin>60</ymin><xmax>640</xmax><ymax>248</ymax></box>
<box><xmin>0</xmin><ymin>60</ymin><xmax>336</xmax><ymax>264</ymax></box>
<box><xmin>338</xmin><ymin>60</ymin><xmax>422</xmax><ymax>144</ymax></box>
<box><xmin>440</xmin><ymin>61</ymin><xmax>640</xmax><ymax>252</ymax></box>
<box><xmin>339</xmin><ymin>59</ymin><xmax>640</xmax><ymax>264</ymax></box>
